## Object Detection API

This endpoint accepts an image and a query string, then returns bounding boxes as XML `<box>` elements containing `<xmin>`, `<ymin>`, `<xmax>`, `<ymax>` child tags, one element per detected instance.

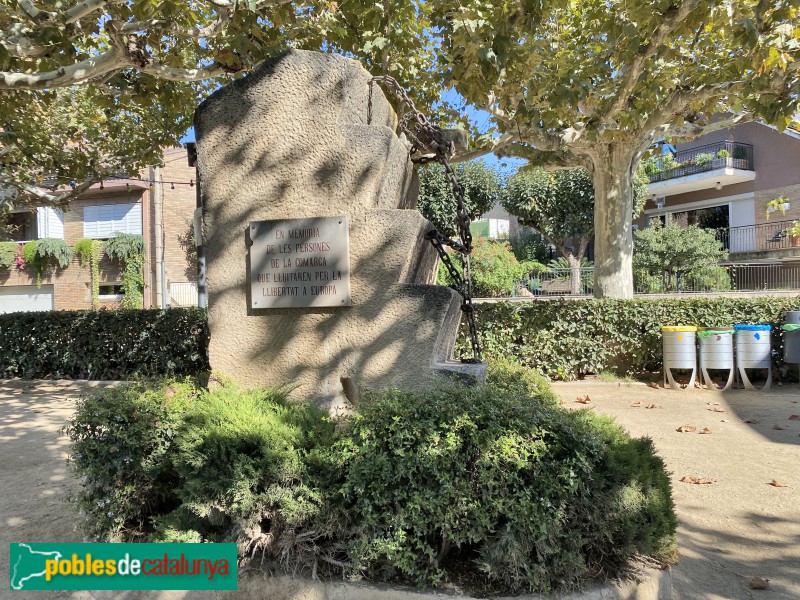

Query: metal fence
<box><xmin>717</xmin><ymin>219</ymin><xmax>800</xmax><ymax>254</ymax></box>
<box><xmin>512</xmin><ymin>263</ymin><xmax>800</xmax><ymax>298</ymax></box>
<box><xmin>647</xmin><ymin>140</ymin><xmax>754</xmax><ymax>183</ymax></box>
<box><xmin>168</xmin><ymin>281</ymin><xmax>199</xmax><ymax>307</ymax></box>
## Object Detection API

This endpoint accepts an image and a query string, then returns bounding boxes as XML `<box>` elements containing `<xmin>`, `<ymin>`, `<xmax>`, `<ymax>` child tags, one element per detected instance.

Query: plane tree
<box><xmin>434</xmin><ymin>0</ymin><xmax>799</xmax><ymax>297</ymax></box>
<box><xmin>503</xmin><ymin>166</ymin><xmax>648</xmax><ymax>295</ymax></box>
<box><xmin>0</xmin><ymin>0</ymin><xmax>437</xmax><ymax>208</ymax></box>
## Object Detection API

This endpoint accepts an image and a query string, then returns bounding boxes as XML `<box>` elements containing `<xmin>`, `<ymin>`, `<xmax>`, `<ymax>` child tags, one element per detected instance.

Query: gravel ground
<box><xmin>2</xmin><ymin>379</ymin><xmax>798</xmax><ymax>600</ymax></box>
<box><xmin>553</xmin><ymin>380</ymin><xmax>800</xmax><ymax>600</ymax></box>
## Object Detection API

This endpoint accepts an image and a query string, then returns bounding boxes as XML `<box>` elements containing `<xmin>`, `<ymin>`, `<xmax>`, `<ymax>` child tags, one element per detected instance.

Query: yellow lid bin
<box><xmin>661</xmin><ymin>325</ymin><xmax>698</xmax><ymax>390</ymax></box>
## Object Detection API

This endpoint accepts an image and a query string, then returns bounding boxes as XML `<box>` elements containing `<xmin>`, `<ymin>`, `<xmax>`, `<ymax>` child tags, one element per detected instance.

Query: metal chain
<box><xmin>369</xmin><ymin>76</ymin><xmax>482</xmax><ymax>364</ymax></box>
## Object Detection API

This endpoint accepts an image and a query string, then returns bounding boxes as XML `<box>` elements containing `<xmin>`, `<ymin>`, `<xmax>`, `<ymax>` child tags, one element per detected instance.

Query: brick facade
<box><xmin>0</xmin><ymin>147</ymin><xmax>198</xmax><ymax>311</ymax></box>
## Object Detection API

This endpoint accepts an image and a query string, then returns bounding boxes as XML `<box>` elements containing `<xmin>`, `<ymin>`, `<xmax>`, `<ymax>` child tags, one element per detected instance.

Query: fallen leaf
<box><xmin>631</xmin><ymin>401</ymin><xmax>643</xmax><ymax>408</ymax></box>
<box><xmin>575</xmin><ymin>395</ymin><xmax>591</xmax><ymax>404</ymax></box>
<box><xmin>789</xmin><ymin>415</ymin><xmax>800</xmax><ymax>420</ymax></box>
<box><xmin>743</xmin><ymin>418</ymin><xmax>760</xmax><ymax>424</ymax></box>
<box><xmin>721</xmin><ymin>419</ymin><xmax>728</xmax><ymax>422</ymax></box>
<box><xmin>699</xmin><ymin>427</ymin><xmax>712</xmax><ymax>434</ymax></box>
<box><xmin>708</xmin><ymin>407</ymin><xmax>727</xmax><ymax>413</ymax></box>
<box><xmin>772</xmin><ymin>424</ymin><xmax>785</xmax><ymax>430</ymax></box>
<box><xmin>648</xmin><ymin>382</ymin><xmax>659</xmax><ymax>389</ymax></box>
<box><xmin>645</xmin><ymin>404</ymin><xmax>658</xmax><ymax>409</ymax></box>
<box><xmin>769</xmin><ymin>480</ymin><xmax>788</xmax><ymax>488</ymax></box>
<box><xmin>749</xmin><ymin>577</ymin><xmax>770</xmax><ymax>590</ymax></box>
<box><xmin>680</xmin><ymin>476</ymin><xmax>715</xmax><ymax>485</ymax></box>
<box><xmin>677</xmin><ymin>425</ymin><xmax>697</xmax><ymax>433</ymax></box>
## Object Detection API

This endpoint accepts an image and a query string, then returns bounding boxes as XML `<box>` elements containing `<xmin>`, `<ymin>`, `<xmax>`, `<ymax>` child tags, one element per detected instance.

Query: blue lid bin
<box><xmin>734</xmin><ymin>324</ymin><xmax>772</xmax><ymax>391</ymax></box>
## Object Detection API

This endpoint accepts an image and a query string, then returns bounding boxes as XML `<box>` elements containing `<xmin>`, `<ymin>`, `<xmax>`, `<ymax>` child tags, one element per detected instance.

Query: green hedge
<box><xmin>0</xmin><ymin>309</ymin><xmax>209</xmax><ymax>380</ymax></box>
<box><xmin>65</xmin><ymin>367</ymin><xmax>677</xmax><ymax>594</ymax></box>
<box><xmin>462</xmin><ymin>297</ymin><xmax>800</xmax><ymax>380</ymax></box>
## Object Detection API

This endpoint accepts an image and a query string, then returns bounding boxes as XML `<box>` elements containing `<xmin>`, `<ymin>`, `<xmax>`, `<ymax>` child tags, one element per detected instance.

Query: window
<box><xmin>98</xmin><ymin>284</ymin><xmax>125</xmax><ymax>297</ymax></box>
<box><xmin>37</xmin><ymin>206</ymin><xmax>64</xmax><ymax>238</ymax></box>
<box><xmin>83</xmin><ymin>203</ymin><xmax>142</xmax><ymax>239</ymax></box>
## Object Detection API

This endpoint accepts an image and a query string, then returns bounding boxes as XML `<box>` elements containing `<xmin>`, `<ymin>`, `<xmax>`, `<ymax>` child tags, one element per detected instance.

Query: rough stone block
<box><xmin>195</xmin><ymin>49</ymin><xmax>483</xmax><ymax>410</ymax></box>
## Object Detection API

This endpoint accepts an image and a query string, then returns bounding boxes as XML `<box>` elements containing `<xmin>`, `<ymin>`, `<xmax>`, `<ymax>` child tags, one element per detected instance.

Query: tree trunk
<box><xmin>567</xmin><ymin>253</ymin><xmax>582</xmax><ymax>295</ymax></box>
<box><xmin>590</xmin><ymin>144</ymin><xmax>637</xmax><ymax>298</ymax></box>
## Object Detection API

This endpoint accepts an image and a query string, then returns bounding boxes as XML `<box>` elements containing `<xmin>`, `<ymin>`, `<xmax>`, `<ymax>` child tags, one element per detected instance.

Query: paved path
<box><xmin>553</xmin><ymin>381</ymin><xmax>800</xmax><ymax>600</ymax></box>
<box><xmin>2</xmin><ymin>379</ymin><xmax>797</xmax><ymax>599</ymax></box>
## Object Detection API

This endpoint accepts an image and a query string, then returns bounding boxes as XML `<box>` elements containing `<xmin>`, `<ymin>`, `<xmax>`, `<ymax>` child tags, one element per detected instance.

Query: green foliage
<box><xmin>120</xmin><ymin>253</ymin><xmax>145</xmax><ymax>309</ymax></box>
<box><xmin>0</xmin><ymin>308</ymin><xmax>209</xmax><ymax>379</ymax></box>
<box><xmin>75</xmin><ymin>238</ymin><xmax>104</xmax><ymax>308</ymax></box>
<box><xmin>418</xmin><ymin>161</ymin><xmax>502</xmax><ymax>237</ymax></box>
<box><xmin>18</xmin><ymin>238</ymin><xmax>73</xmax><ymax>286</ymax></box>
<box><xmin>68</xmin><ymin>375</ymin><xmax>677</xmax><ymax>593</ymax></box>
<box><xmin>103</xmin><ymin>233</ymin><xmax>145</xmax><ymax>262</ymax></box>
<box><xmin>460</xmin><ymin>297</ymin><xmax>800</xmax><ymax>379</ymax></box>
<box><xmin>716</xmin><ymin>149</ymin><xmax>730</xmax><ymax>158</ymax></box>
<box><xmin>63</xmin><ymin>380</ymin><xmax>200</xmax><ymax>541</ymax></box>
<box><xmin>438</xmin><ymin>237</ymin><xmax>547</xmax><ymax>297</ymax></box>
<box><xmin>1</xmin><ymin>3</ymin><xmax>441</xmax><ymax>211</ymax></box>
<box><xmin>694</xmin><ymin>152</ymin><xmax>715</xmax><ymax>166</ymax></box>
<box><xmin>502</xmin><ymin>167</ymin><xmax>647</xmax><ymax>257</ymax></box>
<box><xmin>508</xmin><ymin>227</ymin><xmax>548</xmax><ymax>263</ymax></box>
<box><xmin>633</xmin><ymin>223</ymin><xmax>728</xmax><ymax>291</ymax></box>
<box><xmin>502</xmin><ymin>168</ymin><xmax>594</xmax><ymax>253</ymax></box>
<box><xmin>74</xmin><ymin>238</ymin><xmax>94</xmax><ymax>268</ymax></box>
<box><xmin>0</xmin><ymin>241</ymin><xmax>17</xmax><ymax>269</ymax></box>
<box><xmin>172</xmin><ymin>382</ymin><xmax>334</xmax><ymax>555</ymax></box>
<box><xmin>331</xmin><ymin>382</ymin><xmax>676</xmax><ymax>592</ymax></box>
<box><xmin>104</xmin><ymin>233</ymin><xmax>145</xmax><ymax>308</ymax></box>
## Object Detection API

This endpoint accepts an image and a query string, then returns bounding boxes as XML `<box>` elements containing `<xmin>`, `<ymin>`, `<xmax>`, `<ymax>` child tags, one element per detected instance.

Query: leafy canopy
<box><xmin>0</xmin><ymin>0</ymin><xmax>440</xmax><ymax>207</ymax></box>
<box><xmin>502</xmin><ymin>166</ymin><xmax>648</xmax><ymax>254</ymax></box>
<box><xmin>417</xmin><ymin>160</ymin><xmax>502</xmax><ymax>237</ymax></box>
<box><xmin>435</xmin><ymin>0</ymin><xmax>799</xmax><ymax>162</ymax></box>
<box><xmin>633</xmin><ymin>222</ymin><xmax>728</xmax><ymax>277</ymax></box>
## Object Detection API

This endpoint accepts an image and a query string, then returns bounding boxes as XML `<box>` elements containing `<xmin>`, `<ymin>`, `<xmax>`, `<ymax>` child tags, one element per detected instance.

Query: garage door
<box><xmin>0</xmin><ymin>285</ymin><xmax>54</xmax><ymax>314</ymax></box>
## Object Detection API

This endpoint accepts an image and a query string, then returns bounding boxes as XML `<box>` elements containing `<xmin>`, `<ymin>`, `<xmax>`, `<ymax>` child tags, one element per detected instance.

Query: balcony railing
<box><xmin>646</xmin><ymin>141</ymin><xmax>754</xmax><ymax>183</ymax></box>
<box><xmin>715</xmin><ymin>220</ymin><xmax>800</xmax><ymax>254</ymax></box>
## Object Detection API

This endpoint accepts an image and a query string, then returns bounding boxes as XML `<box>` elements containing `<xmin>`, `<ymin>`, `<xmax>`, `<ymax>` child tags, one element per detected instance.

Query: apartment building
<box><xmin>634</xmin><ymin>122</ymin><xmax>800</xmax><ymax>290</ymax></box>
<box><xmin>0</xmin><ymin>147</ymin><xmax>198</xmax><ymax>313</ymax></box>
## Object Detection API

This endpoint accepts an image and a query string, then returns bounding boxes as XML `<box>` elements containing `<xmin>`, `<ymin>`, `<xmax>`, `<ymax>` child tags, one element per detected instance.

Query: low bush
<box><xmin>459</xmin><ymin>296</ymin><xmax>800</xmax><ymax>379</ymax></box>
<box><xmin>66</xmin><ymin>374</ymin><xmax>677</xmax><ymax>595</ymax></box>
<box><xmin>438</xmin><ymin>237</ymin><xmax>547</xmax><ymax>298</ymax></box>
<box><xmin>0</xmin><ymin>308</ymin><xmax>208</xmax><ymax>380</ymax></box>
<box><xmin>171</xmin><ymin>383</ymin><xmax>335</xmax><ymax>560</ymax></box>
<box><xmin>63</xmin><ymin>380</ymin><xmax>200</xmax><ymax>541</ymax></box>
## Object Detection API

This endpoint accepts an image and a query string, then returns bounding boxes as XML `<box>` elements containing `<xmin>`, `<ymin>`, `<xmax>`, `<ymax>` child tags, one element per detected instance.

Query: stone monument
<box><xmin>195</xmin><ymin>49</ymin><xmax>485</xmax><ymax>411</ymax></box>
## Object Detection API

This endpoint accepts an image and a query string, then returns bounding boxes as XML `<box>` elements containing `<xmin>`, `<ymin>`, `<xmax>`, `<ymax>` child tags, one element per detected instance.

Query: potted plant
<box><xmin>784</xmin><ymin>221</ymin><xmax>800</xmax><ymax>247</ymax></box>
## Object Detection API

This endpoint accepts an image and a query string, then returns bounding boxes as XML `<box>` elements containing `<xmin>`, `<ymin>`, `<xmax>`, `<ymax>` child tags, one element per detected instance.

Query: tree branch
<box><xmin>121</xmin><ymin>10</ymin><xmax>231</xmax><ymax>38</ymax></box>
<box><xmin>0</xmin><ymin>48</ymin><xmax>126</xmax><ymax>89</ymax></box>
<box><xmin>638</xmin><ymin>79</ymin><xmax>748</xmax><ymax>137</ymax></box>
<box><xmin>500</xmin><ymin>143</ymin><xmax>591</xmax><ymax>169</ymax></box>
<box><xmin>603</xmin><ymin>0</ymin><xmax>702</xmax><ymax>120</ymax></box>
<box><xmin>656</xmin><ymin>112</ymin><xmax>754</xmax><ymax>143</ymax></box>
<box><xmin>451</xmin><ymin>132</ymin><xmax>517</xmax><ymax>162</ymax></box>
<box><xmin>141</xmin><ymin>61</ymin><xmax>231</xmax><ymax>81</ymax></box>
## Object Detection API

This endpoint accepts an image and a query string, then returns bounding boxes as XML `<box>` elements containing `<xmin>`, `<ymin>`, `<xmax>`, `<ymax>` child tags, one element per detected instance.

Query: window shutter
<box><xmin>83</xmin><ymin>203</ymin><xmax>142</xmax><ymax>238</ymax></box>
<box><xmin>36</xmin><ymin>207</ymin><xmax>64</xmax><ymax>239</ymax></box>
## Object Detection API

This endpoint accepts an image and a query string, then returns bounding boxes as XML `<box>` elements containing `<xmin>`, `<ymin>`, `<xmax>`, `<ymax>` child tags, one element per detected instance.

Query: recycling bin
<box><xmin>697</xmin><ymin>327</ymin><xmax>735</xmax><ymax>391</ymax></box>
<box><xmin>782</xmin><ymin>311</ymin><xmax>800</xmax><ymax>365</ymax></box>
<box><xmin>734</xmin><ymin>324</ymin><xmax>772</xmax><ymax>391</ymax></box>
<box><xmin>662</xmin><ymin>325</ymin><xmax>697</xmax><ymax>390</ymax></box>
